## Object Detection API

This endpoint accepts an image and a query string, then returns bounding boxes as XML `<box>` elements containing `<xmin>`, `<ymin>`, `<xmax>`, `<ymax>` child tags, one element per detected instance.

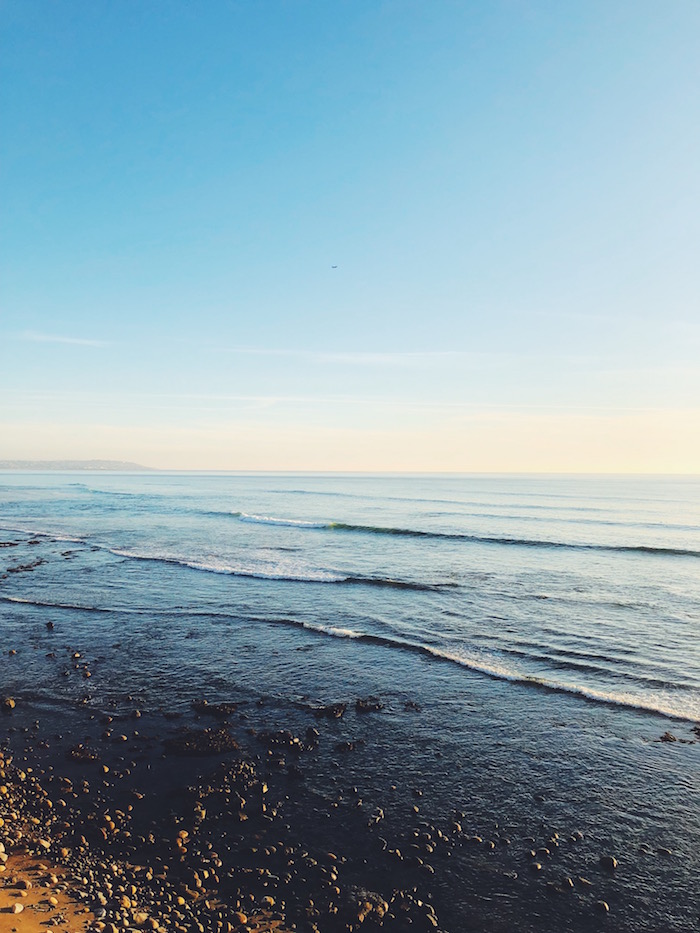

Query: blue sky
<box><xmin>1</xmin><ymin>1</ymin><xmax>699</xmax><ymax>470</ymax></box>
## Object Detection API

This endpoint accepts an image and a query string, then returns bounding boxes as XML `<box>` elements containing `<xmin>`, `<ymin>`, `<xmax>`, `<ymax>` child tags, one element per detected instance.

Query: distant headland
<box><xmin>0</xmin><ymin>459</ymin><xmax>155</xmax><ymax>471</ymax></box>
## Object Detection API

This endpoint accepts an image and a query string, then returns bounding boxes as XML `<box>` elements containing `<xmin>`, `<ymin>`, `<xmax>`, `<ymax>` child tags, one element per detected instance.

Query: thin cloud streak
<box><xmin>4</xmin><ymin>388</ymin><xmax>698</xmax><ymax>415</ymax></box>
<box><xmin>18</xmin><ymin>331</ymin><xmax>108</xmax><ymax>347</ymax></box>
<box><xmin>217</xmin><ymin>346</ymin><xmax>470</xmax><ymax>366</ymax></box>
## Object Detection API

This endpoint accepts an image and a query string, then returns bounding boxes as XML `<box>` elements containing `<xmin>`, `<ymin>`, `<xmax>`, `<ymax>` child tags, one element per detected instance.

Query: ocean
<box><xmin>1</xmin><ymin>471</ymin><xmax>699</xmax><ymax>931</ymax></box>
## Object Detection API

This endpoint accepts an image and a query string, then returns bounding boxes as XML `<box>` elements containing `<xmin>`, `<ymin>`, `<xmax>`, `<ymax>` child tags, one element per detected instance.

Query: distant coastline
<box><xmin>0</xmin><ymin>459</ymin><xmax>155</xmax><ymax>471</ymax></box>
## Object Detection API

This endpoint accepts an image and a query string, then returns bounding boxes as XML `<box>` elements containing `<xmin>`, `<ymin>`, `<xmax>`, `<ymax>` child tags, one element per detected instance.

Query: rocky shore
<box><xmin>2</xmin><ymin>592</ymin><xmax>699</xmax><ymax>932</ymax></box>
<box><xmin>0</xmin><ymin>693</ymin><xmax>449</xmax><ymax>933</ymax></box>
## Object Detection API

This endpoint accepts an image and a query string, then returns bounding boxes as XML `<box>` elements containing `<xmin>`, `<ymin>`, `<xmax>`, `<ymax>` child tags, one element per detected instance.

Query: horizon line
<box><xmin>1</xmin><ymin>462</ymin><xmax>698</xmax><ymax>478</ymax></box>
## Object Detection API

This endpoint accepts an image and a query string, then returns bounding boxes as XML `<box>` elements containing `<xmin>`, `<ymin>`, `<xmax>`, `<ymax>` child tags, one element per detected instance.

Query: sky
<box><xmin>1</xmin><ymin>0</ymin><xmax>699</xmax><ymax>472</ymax></box>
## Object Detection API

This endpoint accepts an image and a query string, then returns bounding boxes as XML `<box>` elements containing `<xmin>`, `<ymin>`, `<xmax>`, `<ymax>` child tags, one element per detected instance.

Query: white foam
<box><xmin>285</xmin><ymin>620</ymin><xmax>700</xmax><ymax>723</ymax></box>
<box><xmin>108</xmin><ymin>545</ymin><xmax>344</xmax><ymax>583</ymax></box>
<box><xmin>235</xmin><ymin>512</ymin><xmax>330</xmax><ymax>529</ymax></box>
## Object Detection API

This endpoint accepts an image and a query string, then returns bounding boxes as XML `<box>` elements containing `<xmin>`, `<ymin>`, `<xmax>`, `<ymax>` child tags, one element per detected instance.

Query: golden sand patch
<box><xmin>0</xmin><ymin>855</ymin><xmax>94</xmax><ymax>932</ymax></box>
<box><xmin>0</xmin><ymin>855</ymin><xmax>293</xmax><ymax>933</ymax></box>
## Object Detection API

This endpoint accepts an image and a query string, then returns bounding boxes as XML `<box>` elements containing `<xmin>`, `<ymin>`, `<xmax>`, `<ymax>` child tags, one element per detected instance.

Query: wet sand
<box><xmin>0</xmin><ymin>855</ymin><xmax>93</xmax><ymax>931</ymax></box>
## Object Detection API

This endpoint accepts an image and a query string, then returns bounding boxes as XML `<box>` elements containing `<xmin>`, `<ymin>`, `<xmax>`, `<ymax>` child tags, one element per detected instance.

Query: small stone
<box><xmin>11</xmin><ymin>902</ymin><xmax>24</xmax><ymax>913</ymax></box>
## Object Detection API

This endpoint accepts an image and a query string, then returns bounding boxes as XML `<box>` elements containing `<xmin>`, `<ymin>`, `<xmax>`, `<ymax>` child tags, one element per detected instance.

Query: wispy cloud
<box><xmin>5</xmin><ymin>388</ymin><xmax>696</xmax><ymax>415</ymax></box>
<box><xmin>219</xmin><ymin>347</ymin><xmax>473</xmax><ymax>366</ymax></box>
<box><xmin>19</xmin><ymin>331</ymin><xmax>108</xmax><ymax>348</ymax></box>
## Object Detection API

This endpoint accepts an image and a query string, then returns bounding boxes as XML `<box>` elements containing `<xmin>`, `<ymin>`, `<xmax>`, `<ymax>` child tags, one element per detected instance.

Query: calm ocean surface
<box><xmin>2</xmin><ymin>472</ymin><xmax>699</xmax><ymax>721</ymax></box>
<box><xmin>1</xmin><ymin>472</ymin><xmax>699</xmax><ymax>931</ymax></box>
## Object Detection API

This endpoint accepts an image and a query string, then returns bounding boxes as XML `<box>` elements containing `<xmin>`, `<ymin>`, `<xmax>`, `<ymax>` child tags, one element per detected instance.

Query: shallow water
<box><xmin>1</xmin><ymin>471</ymin><xmax>699</xmax><ymax>931</ymax></box>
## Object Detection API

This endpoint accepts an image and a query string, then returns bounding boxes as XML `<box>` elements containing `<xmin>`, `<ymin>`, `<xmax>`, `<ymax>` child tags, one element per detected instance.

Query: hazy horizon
<box><xmin>2</xmin><ymin>2</ymin><xmax>699</xmax><ymax>472</ymax></box>
<box><xmin>2</xmin><ymin>460</ymin><xmax>699</xmax><ymax>478</ymax></box>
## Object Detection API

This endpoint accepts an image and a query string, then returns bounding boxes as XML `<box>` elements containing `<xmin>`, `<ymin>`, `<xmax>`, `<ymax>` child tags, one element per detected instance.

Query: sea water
<box><xmin>1</xmin><ymin>472</ymin><xmax>699</xmax><ymax>931</ymax></box>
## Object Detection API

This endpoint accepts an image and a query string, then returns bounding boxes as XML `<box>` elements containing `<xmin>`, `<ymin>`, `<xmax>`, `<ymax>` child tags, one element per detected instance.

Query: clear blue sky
<box><xmin>2</xmin><ymin>1</ymin><xmax>699</xmax><ymax>470</ymax></box>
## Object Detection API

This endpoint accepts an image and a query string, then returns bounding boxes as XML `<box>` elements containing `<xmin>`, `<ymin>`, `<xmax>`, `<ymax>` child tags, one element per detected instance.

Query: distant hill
<box><xmin>0</xmin><ymin>459</ymin><xmax>155</xmax><ymax>471</ymax></box>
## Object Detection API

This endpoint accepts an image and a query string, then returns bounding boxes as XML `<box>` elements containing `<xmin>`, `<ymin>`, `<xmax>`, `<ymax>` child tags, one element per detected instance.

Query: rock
<box><xmin>660</xmin><ymin>732</ymin><xmax>677</xmax><ymax>742</ymax></box>
<box><xmin>68</xmin><ymin>744</ymin><xmax>100</xmax><ymax>762</ymax></box>
<box><xmin>335</xmin><ymin>740</ymin><xmax>364</xmax><ymax>753</ymax></box>
<box><xmin>595</xmin><ymin>900</ymin><xmax>610</xmax><ymax>913</ymax></box>
<box><xmin>2</xmin><ymin>697</ymin><xmax>16</xmax><ymax>712</ymax></box>
<box><xmin>192</xmin><ymin>699</ymin><xmax>238</xmax><ymax>718</ymax></box>
<box><xmin>163</xmin><ymin>727</ymin><xmax>239</xmax><ymax>756</ymax></box>
<box><xmin>599</xmin><ymin>855</ymin><xmax>618</xmax><ymax>871</ymax></box>
<box><xmin>312</xmin><ymin>702</ymin><xmax>347</xmax><ymax>719</ymax></box>
<box><xmin>355</xmin><ymin>697</ymin><xmax>384</xmax><ymax>713</ymax></box>
<box><xmin>11</xmin><ymin>902</ymin><xmax>24</xmax><ymax>913</ymax></box>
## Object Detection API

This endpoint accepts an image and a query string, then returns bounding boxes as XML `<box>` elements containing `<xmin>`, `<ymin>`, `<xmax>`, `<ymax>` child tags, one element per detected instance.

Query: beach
<box><xmin>1</xmin><ymin>472</ymin><xmax>699</xmax><ymax>932</ymax></box>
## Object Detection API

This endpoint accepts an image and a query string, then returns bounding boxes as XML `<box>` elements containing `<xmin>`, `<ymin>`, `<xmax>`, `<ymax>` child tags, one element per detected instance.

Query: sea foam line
<box><xmin>106</xmin><ymin>546</ymin><xmax>446</xmax><ymax>591</ymax></box>
<box><xmin>261</xmin><ymin>617</ymin><xmax>700</xmax><ymax>725</ymax></box>
<box><xmin>230</xmin><ymin>513</ymin><xmax>700</xmax><ymax>558</ymax></box>
<box><xmin>3</xmin><ymin>588</ymin><xmax>696</xmax><ymax>723</ymax></box>
<box><xmin>234</xmin><ymin>512</ymin><xmax>329</xmax><ymax>529</ymax></box>
<box><xmin>0</xmin><ymin>523</ymin><xmax>452</xmax><ymax>591</ymax></box>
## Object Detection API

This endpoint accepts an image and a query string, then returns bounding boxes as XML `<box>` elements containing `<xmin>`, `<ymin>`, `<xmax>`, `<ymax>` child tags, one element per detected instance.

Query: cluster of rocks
<box><xmin>0</xmin><ymin>721</ymin><xmax>447</xmax><ymax>933</ymax></box>
<box><xmin>3</xmin><ymin>643</ymin><xmax>695</xmax><ymax>933</ymax></box>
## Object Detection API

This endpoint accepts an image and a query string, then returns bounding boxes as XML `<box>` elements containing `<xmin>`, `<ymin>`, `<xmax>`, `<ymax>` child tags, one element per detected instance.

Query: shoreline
<box><xmin>3</xmin><ymin>675</ymin><xmax>698</xmax><ymax>933</ymax></box>
<box><xmin>0</xmin><ymin>700</ymin><xmax>446</xmax><ymax>933</ymax></box>
<box><xmin>1</xmin><ymin>477</ymin><xmax>699</xmax><ymax>933</ymax></box>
